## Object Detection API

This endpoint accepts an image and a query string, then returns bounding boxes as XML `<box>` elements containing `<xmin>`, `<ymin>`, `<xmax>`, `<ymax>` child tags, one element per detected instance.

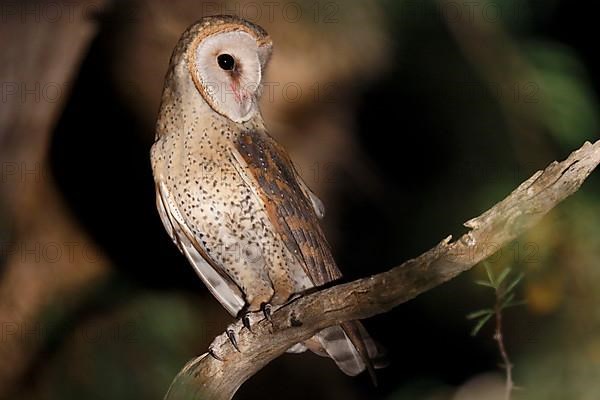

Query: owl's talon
<box><xmin>226</xmin><ymin>328</ymin><xmax>240</xmax><ymax>352</ymax></box>
<box><xmin>242</xmin><ymin>313</ymin><xmax>252</xmax><ymax>332</ymax></box>
<box><xmin>208</xmin><ymin>347</ymin><xmax>224</xmax><ymax>361</ymax></box>
<box><xmin>262</xmin><ymin>303</ymin><xmax>273</xmax><ymax>323</ymax></box>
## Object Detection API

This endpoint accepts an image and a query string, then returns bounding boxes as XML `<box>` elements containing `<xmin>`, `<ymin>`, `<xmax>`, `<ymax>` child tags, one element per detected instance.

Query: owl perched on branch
<box><xmin>151</xmin><ymin>15</ymin><xmax>385</xmax><ymax>379</ymax></box>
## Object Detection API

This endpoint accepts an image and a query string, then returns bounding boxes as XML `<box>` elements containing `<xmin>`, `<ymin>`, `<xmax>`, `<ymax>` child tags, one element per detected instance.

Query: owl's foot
<box><xmin>261</xmin><ymin>302</ymin><xmax>273</xmax><ymax>323</ymax></box>
<box><xmin>226</xmin><ymin>328</ymin><xmax>240</xmax><ymax>352</ymax></box>
<box><xmin>207</xmin><ymin>326</ymin><xmax>240</xmax><ymax>360</ymax></box>
<box><xmin>238</xmin><ymin>307</ymin><xmax>264</xmax><ymax>332</ymax></box>
<box><xmin>238</xmin><ymin>301</ymin><xmax>275</xmax><ymax>332</ymax></box>
<box><xmin>208</xmin><ymin>347</ymin><xmax>224</xmax><ymax>361</ymax></box>
<box><xmin>242</xmin><ymin>313</ymin><xmax>252</xmax><ymax>331</ymax></box>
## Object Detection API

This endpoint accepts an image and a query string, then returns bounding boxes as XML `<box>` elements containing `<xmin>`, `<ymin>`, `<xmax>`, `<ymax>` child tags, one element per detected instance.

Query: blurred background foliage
<box><xmin>1</xmin><ymin>0</ymin><xmax>599</xmax><ymax>399</ymax></box>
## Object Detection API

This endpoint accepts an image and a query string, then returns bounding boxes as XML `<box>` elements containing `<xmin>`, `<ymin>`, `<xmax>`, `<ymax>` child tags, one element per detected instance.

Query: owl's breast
<box><xmin>154</xmin><ymin>129</ymin><xmax>264</xmax><ymax>261</ymax></box>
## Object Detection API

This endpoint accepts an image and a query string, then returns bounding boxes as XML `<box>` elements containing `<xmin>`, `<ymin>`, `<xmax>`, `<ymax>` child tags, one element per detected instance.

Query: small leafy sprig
<box><xmin>468</xmin><ymin>263</ymin><xmax>525</xmax><ymax>336</ymax></box>
<box><xmin>468</xmin><ymin>262</ymin><xmax>525</xmax><ymax>400</ymax></box>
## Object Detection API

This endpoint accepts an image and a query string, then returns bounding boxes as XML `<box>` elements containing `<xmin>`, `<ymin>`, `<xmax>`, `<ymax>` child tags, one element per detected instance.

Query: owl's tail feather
<box><xmin>304</xmin><ymin>321</ymin><xmax>387</xmax><ymax>384</ymax></box>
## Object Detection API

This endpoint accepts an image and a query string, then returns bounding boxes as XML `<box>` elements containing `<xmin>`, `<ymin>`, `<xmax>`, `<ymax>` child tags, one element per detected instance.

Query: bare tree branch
<box><xmin>165</xmin><ymin>140</ymin><xmax>600</xmax><ymax>400</ymax></box>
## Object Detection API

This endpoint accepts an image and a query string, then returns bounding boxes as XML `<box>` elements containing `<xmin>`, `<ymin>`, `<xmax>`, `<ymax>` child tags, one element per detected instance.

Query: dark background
<box><xmin>2</xmin><ymin>0</ymin><xmax>600</xmax><ymax>399</ymax></box>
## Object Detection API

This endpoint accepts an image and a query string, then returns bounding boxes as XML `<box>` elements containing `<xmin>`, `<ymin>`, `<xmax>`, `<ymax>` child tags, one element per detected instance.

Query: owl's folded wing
<box><xmin>155</xmin><ymin>182</ymin><xmax>246</xmax><ymax>316</ymax></box>
<box><xmin>297</xmin><ymin>175</ymin><xmax>326</xmax><ymax>219</ymax></box>
<box><xmin>230</xmin><ymin>130</ymin><xmax>341</xmax><ymax>287</ymax></box>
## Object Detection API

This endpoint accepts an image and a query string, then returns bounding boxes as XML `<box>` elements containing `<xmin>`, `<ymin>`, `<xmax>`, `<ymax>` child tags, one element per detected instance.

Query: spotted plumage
<box><xmin>151</xmin><ymin>15</ymin><xmax>384</xmax><ymax>378</ymax></box>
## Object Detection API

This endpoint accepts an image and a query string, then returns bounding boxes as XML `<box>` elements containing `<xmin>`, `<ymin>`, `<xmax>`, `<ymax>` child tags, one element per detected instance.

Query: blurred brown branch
<box><xmin>0</xmin><ymin>0</ymin><xmax>111</xmax><ymax>396</ymax></box>
<box><xmin>165</xmin><ymin>140</ymin><xmax>600</xmax><ymax>400</ymax></box>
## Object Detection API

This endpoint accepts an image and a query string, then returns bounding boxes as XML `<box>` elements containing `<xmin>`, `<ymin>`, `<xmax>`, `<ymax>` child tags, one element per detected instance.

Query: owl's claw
<box><xmin>242</xmin><ymin>313</ymin><xmax>252</xmax><ymax>332</ymax></box>
<box><xmin>226</xmin><ymin>328</ymin><xmax>240</xmax><ymax>352</ymax></box>
<box><xmin>238</xmin><ymin>307</ymin><xmax>259</xmax><ymax>332</ymax></box>
<box><xmin>262</xmin><ymin>303</ymin><xmax>273</xmax><ymax>323</ymax></box>
<box><xmin>208</xmin><ymin>347</ymin><xmax>224</xmax><ymax>361</ymax></box>
<box><xmin>237</xmin><ymin>302</ymin><xmax>274</xmax><ymax>333</ymax></box>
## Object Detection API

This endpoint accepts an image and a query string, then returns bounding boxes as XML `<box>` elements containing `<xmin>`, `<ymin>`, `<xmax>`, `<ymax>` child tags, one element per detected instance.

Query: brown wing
<box><xmin>232</xmin><ymin>130</ymin><xmax>341</xmax><ymax>286</ymax></box>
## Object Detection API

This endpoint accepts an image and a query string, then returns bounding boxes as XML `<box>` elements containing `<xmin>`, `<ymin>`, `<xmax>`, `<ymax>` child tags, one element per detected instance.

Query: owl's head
<box><xmin>181</xmin><ymin>15</ymin><xmax>273</xmax><ymax>123</ymax></box>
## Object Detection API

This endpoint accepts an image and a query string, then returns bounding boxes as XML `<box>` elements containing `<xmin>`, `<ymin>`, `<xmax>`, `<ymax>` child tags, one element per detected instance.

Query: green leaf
<box><xmin>466</xmin><ymin>309</ymin><xmax>494</xmax><ymax>320</ymax></box>
<box><xmin>505</xmin><ymin>300</ymin><xmax>528</xmax><ymax>309</ymax></box>
<box><xmin>496</xmin><ymin>268</ymin><xmax>512</xmax><ymax>287</ymax></box>
<box><xmin>475</xmin><ymin>280</ymin><xmax>495</xmax><ymax>288</ymax></box>
<box><xmin>525</xmin><ymin>43</ymin><xmax>600</xmax><ymax>150</ymax></box>
<box><xmin>471</xmin><ymin>314</ymin><xmax>493</xmax><ymax>337</ymax></box>
<box><xmin>504</xmin><ymin>273</ymin><xmax>525</xmax><ymax>296</ymax></box>
<box><xmin>500</xmin><ymin>293</ymin><xmax>516</xmax><ymax>309</ymax></box>
<box><xmin>484</xmin><ymin>262</ymin><xmax>496</xmax><ymax>287</ymax></box>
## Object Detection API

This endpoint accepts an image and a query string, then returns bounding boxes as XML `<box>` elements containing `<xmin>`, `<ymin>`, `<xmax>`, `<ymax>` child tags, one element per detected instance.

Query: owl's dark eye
<box><xmin>217</xmin><ymin>54</ymin><xmax>236</xmax><ymax>71</ymax></box>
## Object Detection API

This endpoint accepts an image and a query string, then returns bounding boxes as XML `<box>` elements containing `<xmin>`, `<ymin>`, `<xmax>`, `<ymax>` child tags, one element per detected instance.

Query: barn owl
<box><xmin>151</xmin><ymin>15</ymin><xmax>383</xmax><ymax>379</ymax></box>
